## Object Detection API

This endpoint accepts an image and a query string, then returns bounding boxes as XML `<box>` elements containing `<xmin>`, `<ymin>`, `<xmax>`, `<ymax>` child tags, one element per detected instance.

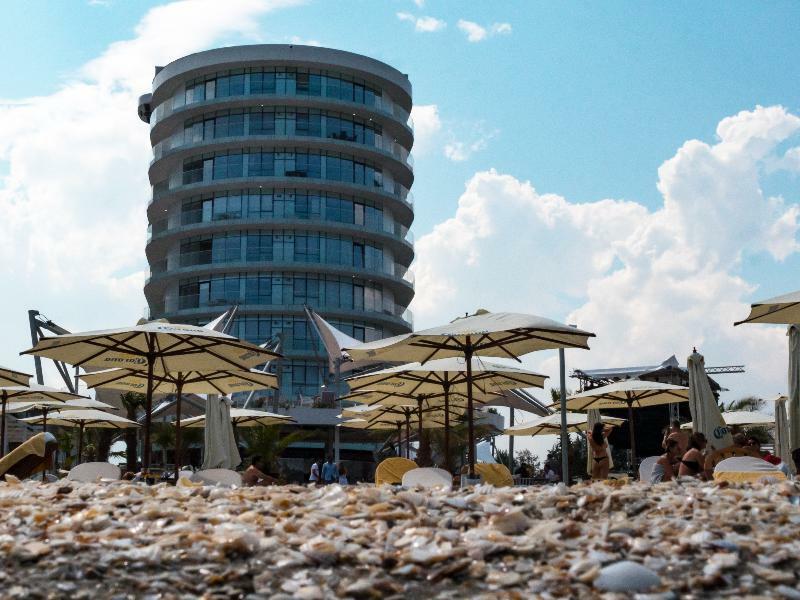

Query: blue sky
<box><xmin>1</xmin><ymin>0</ymin><xmax>800</xmax><ymax>454</ymax></box>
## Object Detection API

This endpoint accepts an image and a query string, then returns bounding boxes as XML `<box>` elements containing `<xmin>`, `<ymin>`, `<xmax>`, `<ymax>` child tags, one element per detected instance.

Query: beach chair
<box><xmin>638</xmin><ymin>456</ymin><xmax>659</xmax><ymax>483</ymax></box>
<box><xmin>375</xmin><ymin>457</ymin><xmax>418</xmax><ymax>485</ymax></box>
<box><xmin>704</xmin><ymin>446</ymin><xmax>760</xmax><ymax>472</ymax></box>
<box><xmin>401</xmin><ymin>467</ymin><xmax>452</xmax><ymax>489</ymax></box>
<box><xmin>713</xmin><ymin>456</ymin><xmax>786</xmax><ymax>483</ymax></box>
<box><xmin>66</xmin><ymin>462</ymin><xmax>121</xmax><ymax>483</ymax></box>
<box><xmin>0</xmin><ymin>433</ymin><xmax>57</xmax><ymax>481</ymax></box>
<box><xmin>192</xmin><ymin>468</ymin><xmax>242</xmax><ymax>487</ymax></box>
<box><xmin>460</xmin><ymin>463</ymin><xmax>515</xmax><ymax>487</ymax></box>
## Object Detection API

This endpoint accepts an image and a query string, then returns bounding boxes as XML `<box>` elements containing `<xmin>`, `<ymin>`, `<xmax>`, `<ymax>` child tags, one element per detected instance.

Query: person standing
<box><xmin>309</xmin><ymin>458</ymin><xmax>321</xmax><ymax>484</ymax></box>
<box><xmin>586</xmin><ymin>422</ymin><xmax>614</xmax><ymax>480</ymax></box>
<box><xmin>662</xmin><ymin>420</ymin><xmax>690</xmax><ymax>454</ymax></box>
<box><xmin>321</xmin><ymin>454</ymin><xmax>339</xmax><ymax>484</ymax></box>
<box><xmin>338</xmin><ymin>463</ymin><xmax>348</xmax><ymax>485</ymax></box>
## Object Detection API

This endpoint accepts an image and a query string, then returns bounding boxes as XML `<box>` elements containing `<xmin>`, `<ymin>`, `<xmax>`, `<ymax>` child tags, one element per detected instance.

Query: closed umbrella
<box><xmin>344</xmin><ymin>311</ymin><xmax>594</xmax><ymax>477</ymax></box>
<box><xmin>559</xmin><ymin>380</ymin><xmax>690</xmax><ymax>467</ymax></box>
<box><xmin>80</xmin><ymin>367</ymin><xmax>277</xmax><ymax>477</ymax></box>
<box><xmin>774</xmin><ymin>395</ymin><xmax>795</xmax><ymax>475</ymax></box>
<box><xmin>586</xmin><ymin>409</ymin><xmax>602</xmax><ymax>474</ymax></box>
<box><xmin>687</xmin><ymin>350</ymin><xmax>733</xmax><ymax>452</ymax></box>
<box><xmin>201</xmin><ymin>396</ymin><xmax>240</xmax><ymax>470</ymax></box>
<box><xmin>22</xmin><ymin>409</ymin><xmax>138</xmax><ymax>463</ymax></box>
<box><xmin>22</xmin><ymin>322</ymin><xmax>279</xmax><ymax>472</ymax></box>
<box><xmin>0</xmin><ymin>385</ymin><xmax>89</xmax><ymax>457</ymax></box>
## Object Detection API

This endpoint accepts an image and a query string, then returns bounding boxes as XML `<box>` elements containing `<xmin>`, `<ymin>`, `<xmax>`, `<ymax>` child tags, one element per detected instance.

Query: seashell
<box><xmin>489</xmin><ymin>510</ymin><xmax>531</xmax><ymax>535</ymax></box>
<box><xmin>594</xmin><ymin>561</ymin><xmax>661</xmax><ymax>593</ymax></box>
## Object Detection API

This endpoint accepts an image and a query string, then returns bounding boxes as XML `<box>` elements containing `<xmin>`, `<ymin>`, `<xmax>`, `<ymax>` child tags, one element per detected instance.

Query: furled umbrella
<box><xmin>0</xmin><ymin>384</ymin><xmax>89</xmax><ymax>457</ymax></box>
<box><xmin>22</xmin><ymin>322</ymin><xmax>280</xmax><ymax>472</ymax></box>
<box><xmin>735</xmin><ymin>292</ymin><xmax>800</xmax><ymax>471</ymax></box>
<box><xmin>22</xmin><ymin>409</ymin><xmax>138</xmax><ymax>463</ymax></box>
<box><xmin>558</xmin><ymin>379</ymin><xmax>690</xmax><ymax>467</ymax></box>
<box><xmin>774</xmin><ymin>395</ymin><xmax>795</xmax><ymax>475</ymax></box>
<box><xmin>345</xmin><ymin>357</ymin><xmax>547</xmax><ymax>472</ymax></box>
<box><xmin>687</xmin><ymin>350</ymin><xmax>733</xmax><ymax>452</ymax></box>
<box><xmin>79</xmin><ymin>367</ymin><xmax>278</xmax><ymax>478</ymax></box>
<box><xmin>343</xmin><ymin>311</ymin><xmax>594</xmax><ymax>477</ymax></box>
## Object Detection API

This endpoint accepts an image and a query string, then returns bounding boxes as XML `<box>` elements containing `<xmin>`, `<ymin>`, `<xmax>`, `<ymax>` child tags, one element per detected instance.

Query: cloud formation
<box><xmin>443</xmin><ymin>125</ymin><xmax>497</xmax><ymax>162</ymax></box>
<box><xmin>457</xmin><ymin>20</ymin><xmax>512</xmax><ymax>42</ymax></box>
<box><xmin>0</xmin><ymin>0</ymin><xmax>300</xmax><ymax>377</ymax></box>
<box><xmin>409</xmin><ymin>104</ymin><xmax>442</xmax><ymax>155</ymax></box>
<box><xmin>411</xmin><ymin>105</ymin><xmax>800</xmax><ymax>401</ymax></box>
<box><xmin>396</xmin><ymin>12</ymin><xmax>446</xmax><ymax>33</ymax></box>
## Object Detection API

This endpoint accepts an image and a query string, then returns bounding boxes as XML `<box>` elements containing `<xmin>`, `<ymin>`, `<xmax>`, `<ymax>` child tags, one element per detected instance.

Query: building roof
<box><xmin>573</xmin><ymin>355</ymin><xmax>723</xmax><ymax>391</ymax></box>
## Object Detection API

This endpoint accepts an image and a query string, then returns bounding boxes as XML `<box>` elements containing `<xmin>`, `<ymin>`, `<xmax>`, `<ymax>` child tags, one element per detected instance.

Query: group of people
<box><xmin>309</xmin><ymin>455</ymin><xmax>349</xmax><ymax>485</ymax></box>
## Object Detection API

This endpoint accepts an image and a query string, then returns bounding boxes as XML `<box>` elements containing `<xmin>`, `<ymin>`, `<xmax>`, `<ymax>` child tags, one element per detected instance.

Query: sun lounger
<box><xmin>713</xmin><ymin>456</ymin><xmax>786</xmax><ymax>483</ymax></box>
<box><xmin>192</xmin><ymin>468</ymin><xmax>242</xmax><ymax>487</ymax></box>
<box><xmin>401</xmin><ymin>467</ymin><xmax>452</xmax><ymax>489</ymax></box>
<box><xmin>375</xmin><ymin>457</ymin><xmax>418</xmax><ymax>485</ymax></box>
<box><xmin>638</xmin><ymin>456</ymin><xmax>659</xmax><ymax>483</ymax></box>
<box><xmin>0</xmin><ymin>433</ymin><xmax>57</xmax><ymax>480</ymax></box>
<box><xmin>66</xmin><ymin>462</ymin><xmax>121</xmax><ymax>483</ymax></box>
<box><xmin>460</xmin><ymin>463</ymin><xmax>515</xmax><ymax>487</ymax></box>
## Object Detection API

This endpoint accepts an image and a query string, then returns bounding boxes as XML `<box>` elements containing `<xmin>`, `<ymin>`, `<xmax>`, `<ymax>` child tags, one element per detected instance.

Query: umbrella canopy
<box><xmin>181</xmin><ymin>408</ymin><xmax>295</xmax><ymax>428</ymax></box>
<box><xmin>734</xmin><ymin>289</ymin><xmax>800</xmax><ymax>325</ymax></box>
<box><xmin>774</xmin><ymin>395</ymin><xmax>795</xmax><ymax>475</ymax></box>
<box><xmin>0</xmin><ymin>384</ymin><xmax>89</xmax><ymax>457</ymax></box>
<box><xmin>343</xmin><ymin>311</ymin><xmax>594</xmax><ymax>476</ymax></box>
<box><xmin>79</xmin><ymin>368</ymin><xmax>277</xmax><ymax>395</ymax></box>
<box><xmin>201</xmin><ymin>396</ymin><xmax>241</xmax><ymax>470</ymax></box>
<box><xmin>558</xmin><ymin>379</ymin><xmax>690</xmax><ymax>466</ymax></box>
<box><xmin>505</xmin><ymin>411</ymin><xmax>625</xmax><ymax>436</ymax></box>
<box><xmin>3</xmin><ymin>398</ymin><xmax>116</xmax><ymax>433</ymax></box>
<box><xmin>22</xmin><ymin>322</ymin><xmax>280</xmax><ymax>472</ymax></box>
<box><xmin>687</xmin><ymin>351</ymin><xmax>733</xmax><ymax>452</ymax></box>
<box><xmin>0</xmin><ymin>366</ymin><xmax>32</xmax><ymax>387</ymax></box>
<box><xmin>680</xmin><ymin>410</ymin><xmax>775</xmax><ymax>428</ymax></box>
<box><xmin>22</xmin><ymin>409</ymin><xmax>138</xmax><ymax>463</ymax></box>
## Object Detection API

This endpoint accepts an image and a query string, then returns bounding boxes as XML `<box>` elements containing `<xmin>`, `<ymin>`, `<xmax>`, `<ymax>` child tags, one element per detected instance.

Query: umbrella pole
<box><xmin>174</xmin><ymin>378</ymin><xmax>183</xmax><ymax>484</ymax></box>
<box><xmin>417</xmin><ymin>396</ymin><xmax>423</xmax><ymax>459</ymax></box>
<box><xmin>78</xmin><ymin>422</ymin><xmax>84</xmax><ymax>464</ymax></box>
<box><xmin>396</xmin><ymin>422</ymin><xmax>402</xmax><ymax>457</ymax></box>
<box><xmin>443</xmin><ymin>383</ymin><xmax>451</xmax><ymax>472</ymax></box>
<box><xmin>0</xmin><ymin>394</ymin><xmax>6</xmax><ymax>458</ymax></box>
<box><xmin>405</xmin><ymin>411</ymin><xmax>410</xmax><ymax>459</ymax></box>
<box><xmin>465</xmin><ymin>340</ymin><xmax>476</xmax><ymax>479</ymax></box>
<box><xmin>143</xmin><ymin>351</ymin><xmax>155</xmax><ymax>475</ymax></box>
<box><xmin>627</xmin><ymin>399</ymin><xmax>637</xmax><ymax>470</ymax></box>
<box><xmin>42</xmin><ymin>408</ymin><xmax>49</xmax><ymax>481</ymax></box>
<box><xmin>559</xmin><ymin>348</ymin><xmax>569</xmax><ymax>485</ymax></box>
<box><xmin>508</xmin><ymin>406</ymin><xmax>515</xmax><ymax>473</ymax></box>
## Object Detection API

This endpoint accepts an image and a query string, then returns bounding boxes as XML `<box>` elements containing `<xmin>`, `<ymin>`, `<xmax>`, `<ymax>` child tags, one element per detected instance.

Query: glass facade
<box><xmin>144</xmin><ymin>48</ymin><xmax>413</xmax><ymax>401</ymax></box>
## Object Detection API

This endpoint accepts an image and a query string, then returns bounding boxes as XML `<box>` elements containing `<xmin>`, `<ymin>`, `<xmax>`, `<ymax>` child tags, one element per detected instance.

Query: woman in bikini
<box><xmin>651</xmin><ymin>438</ymin><xmax>681</xmax><ymax>482</ymax></box>
<box><xmin>586</xmin><ymin>422</ymin><xmax>614</xmax><ymax>480</ymax></box>
<box><xmin>678</xmin><ymin>432</ymin><xmax>708</xmax><ymax>479</ymax></box>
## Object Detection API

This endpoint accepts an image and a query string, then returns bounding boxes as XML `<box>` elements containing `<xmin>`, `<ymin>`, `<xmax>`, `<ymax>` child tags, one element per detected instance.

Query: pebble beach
<box><xmin>1</xmin><ymin>477</ymin><xmax>800</xmax><ymax>599</ymax></box>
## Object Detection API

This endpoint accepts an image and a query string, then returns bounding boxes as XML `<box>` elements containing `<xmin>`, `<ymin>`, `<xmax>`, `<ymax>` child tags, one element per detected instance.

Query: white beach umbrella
<box><xmin>505</xmin><ymin>412</ymin><xmax>625</xmax><ymax>436</ymax></box>
<box><xmin>0</xmin><ymin>366</ymin><xmax>32</xmax><ymax>387</ymax></box>
<box><xmin>680</xmin><ymin>410</ymin><xmax>776</xmax><ymax>429</ymax></box>
<box><xmin>22</xmin><ymin>322</ymin><xmax>279</xmax><ymax>472</ymax></box>
<box><xmin>774</xmin><ymin>395</ymin><xmax>795</xmax><ymax>475</ymax></box>
<box><xmin>343</xmin><ymin>310</ymin><xmax>594</xmax><ymax>476</ymax></box>
<box><xmin>181</xmin><ymin>408</ymin><xmax>294</xmax><ymax>428</ymax></box>
<box><xmin>687</xmin><ymin>350</ymin><xmax>733</xmax><ymax>452</ymax></box>
<box><xmin>735</xmin><ymin>290</ymin><xmax>800</xmax><ymax>325</ymax></box>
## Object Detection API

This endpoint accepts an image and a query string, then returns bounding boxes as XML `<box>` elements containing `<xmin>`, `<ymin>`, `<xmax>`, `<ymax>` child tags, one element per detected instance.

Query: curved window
<box><xmin>226</xmin><ymin>314</ymin><xmax>384</xmax><ymax>346</ymax></box>
<box><xmin>177</xmin><ymin>230</ymin><xmax>384</xmax><ymax>271</ymax></box>
<box><xmin>181</xmin><ymin>149</ymin><xmax>384</xmax><ymax>189</ymax></box>
<box><xmin>183</xmin><ymin>108</ymin><xmax>381</xmax><ymax>147</ymax></box>
<box><xmin>179</xmin><ymin>188</ymin><xmax>390</xmax><ymax>233</ymax></box>
<box><xmin>176</xmin><ymin>272</ymin><xmax>394</xmax><ymax>316</ymax></box>
<box><xmin>183</xmin><ymin>68</ymin><xmax>380</xmax><ymax>108</ymax></box>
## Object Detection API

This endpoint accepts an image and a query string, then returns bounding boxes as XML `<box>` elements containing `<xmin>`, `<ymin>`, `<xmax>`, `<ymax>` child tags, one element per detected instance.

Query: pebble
<box><xmin>594</xmin><ymin>560</ymin><xmax>662</xmax><ymax>592</ymax></box>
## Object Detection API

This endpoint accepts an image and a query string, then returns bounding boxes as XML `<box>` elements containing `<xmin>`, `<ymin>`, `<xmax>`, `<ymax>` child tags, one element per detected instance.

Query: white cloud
<box><xmin>409</xmin><ymin>104</ymin><xmax>441</xmax><ymax>155</ymax></box>
<box><xmin>443</xmin><ymin>125</ymin><xmax>497</xmax><ymax>162</ymax></box>
<box><xmin>457</xmin><ymin>19</ymin><xmax>512</xmax><ymax>42</ymax></box>
<box><xmin>411</xmin><ymin>106</ymin><xmax>800</xmax><ymax>408</ymax></box>
<box><xmin>0</xmin><ymin>0</ymin><xmax>302</xmax><ymax>380</ymax></box>
<box><xmin>287</xmin><ymin>35</ymin><xmax>321</xmax><ymax>47</ymax></box>
<box><xmin>397</xmin><ymin>12</ymin><xmax>446</xmax><ymax>33</ymax></box>
<box><xmin>412</xmin><ymin>0</ymin><xmax>425</xmax><ymax>7</ymax></box>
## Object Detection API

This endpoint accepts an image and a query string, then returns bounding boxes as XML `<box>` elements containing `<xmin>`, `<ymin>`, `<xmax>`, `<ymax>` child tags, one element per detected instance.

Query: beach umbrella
<box><xmin>680</xmin><ymin>410</ymin><xmax>775</xmax><ymax>429</ymax></box>
<box><xmin>505</xmin><ymin>411</ymin><xmax>625</xmax><ymax>436</ymax></box>
<box><xmin>80</xmin><ymin>367</ymin><xmax>277</xmax><ymax>477</ymax></box>
<box><xmin>21</xmin><ymin>409</ymin><xmax>138</xmax><ymax>463</ymax></box>
<box><xmin>200</xmin><ymin>396</ymin><xmax>240</xmax><ymax>470</ymax></box>
<box><xmin>774</xmin><ymin>395</ymin><xmax>795</xmax><ymax>475</ymax></box>
<box><xmin>735</xmin><ymin>293</ymin><xmax>800</xmax><ymax>470</ymax></box>
<box><xmin>3</xmin><ymin>398</ymin><xmax>115</xmax><ymax>432</ymax></box>
<box><xmin>180</xmin><ymin>407</ymin><xmax>295</xmax><ymax>428</ymax></box>
<box><xmin>0</xmin><ymin>366</ymin><xmax>32</xmax><ymax>387</ymax></box>
<box><xmin>687</xmin><ymin>351</ymin><xmax>733</xmax><ymax>452</ymax></box>
<box><xmin>345</xmin><ymin>356</ymin><xmax>547</xmax><ymax>472</ymax></box>
<box><xmin>0</xmin><ymin>385</ymin><xmax>89</xmax><ymax>457</ymax></box>
<box><xmin>339</xmin><ymin>418</ymin><xmax>410</xmax><ymax>457</ymax></box>
<box><xmin>343</xmin><ymin>311</ymin><xmax>594</xmax><ymax>477</ymax></box>
<box><xmin>22</xmin><ymin>322</ymin><xmax>280</xmax><ymax>472</ymax></box>
<box><xmin>558</xmin><ymin>379</ymin><xmax>690</xmax><ymax>466</ymax></box>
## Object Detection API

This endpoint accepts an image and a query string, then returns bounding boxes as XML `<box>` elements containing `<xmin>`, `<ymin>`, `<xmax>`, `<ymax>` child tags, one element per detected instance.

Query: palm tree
<box><xmin>725</xmin><ymin>396</ymin><xmax>765</xmax><ymax>412</ymax></box>
<box><xmin>120</xmin><ymin>392</ymin><xmax>145</xmax><ymax>472</ymax></box>
<box><xmin>151</xmin><ymin>422</ymin><xmax>175</xmax><ymax>466</ymax></box>
<box><xmin>54</xmin><ymin>428</ymin><xmax>75</xmax><ymax>470</ymax></box>
<box><xmin>241</xmin><ymin>426</ymin><xmax>311</xmax><ymax>474</ymax></box>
